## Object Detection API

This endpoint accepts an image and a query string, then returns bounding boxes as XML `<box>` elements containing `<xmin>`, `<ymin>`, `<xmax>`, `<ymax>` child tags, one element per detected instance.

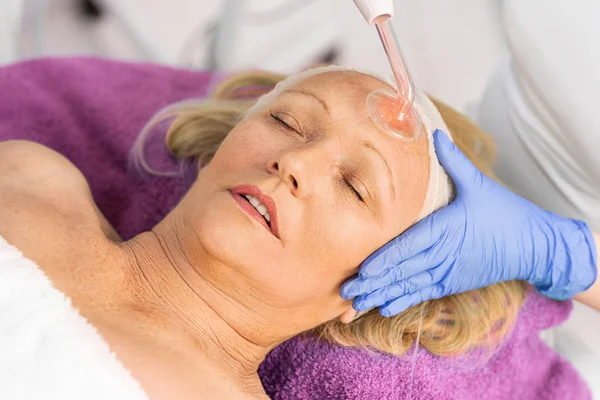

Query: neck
<box><xmin>115</xmin><ymin>222</ymin><xmax>279</xmax><ymax>395</ymax></box>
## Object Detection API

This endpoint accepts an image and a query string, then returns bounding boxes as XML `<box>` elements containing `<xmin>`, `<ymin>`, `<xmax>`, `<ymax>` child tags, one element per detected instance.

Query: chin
<box><xmin>193</xmin><ymin>194</ymin><xmax>282</xmax><ymax>279</ymax></box>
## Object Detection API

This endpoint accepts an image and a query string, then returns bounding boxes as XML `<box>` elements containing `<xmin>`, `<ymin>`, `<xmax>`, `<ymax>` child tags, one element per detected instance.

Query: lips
<box><xmin>230</xmin><ymin>185</ymin><xmax>280</xmax><ymax>239</ymax></box>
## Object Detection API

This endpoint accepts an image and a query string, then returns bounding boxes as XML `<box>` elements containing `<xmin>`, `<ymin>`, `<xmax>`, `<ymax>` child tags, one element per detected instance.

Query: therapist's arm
<box><xmin>575</xmin><ymin>232</ymin><xmax>600</xmax><ymax>311</ymax></box>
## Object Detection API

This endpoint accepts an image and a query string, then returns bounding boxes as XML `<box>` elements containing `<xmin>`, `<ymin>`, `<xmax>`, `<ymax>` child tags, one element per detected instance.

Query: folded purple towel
<box><xmin>259</xmin><ymin>290</ymin><xmax>587</xmax><ymax>400</ymax></box>
<box><xmin>0</xmin><ymin>57</ymin><xmax>590</xmax><ymax>400</ymax></box>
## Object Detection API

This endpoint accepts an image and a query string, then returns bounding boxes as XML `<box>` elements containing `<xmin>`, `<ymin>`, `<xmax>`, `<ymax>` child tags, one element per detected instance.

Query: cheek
<box><xmin>209</xmin><ymin>120</ymin><xmax>278</xmax><ymax>173</ymax></box>
<box><xmin>279</xmin><ymin>205</ymin><xmax>381</xmax><ymax>301</ymax></box>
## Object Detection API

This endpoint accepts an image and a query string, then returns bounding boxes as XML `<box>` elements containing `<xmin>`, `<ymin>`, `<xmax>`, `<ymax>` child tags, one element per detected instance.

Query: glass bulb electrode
<box><xmin>367</xmin><ymin>15</ymin><xmax>423</xmax><ymax>140</ymax></box>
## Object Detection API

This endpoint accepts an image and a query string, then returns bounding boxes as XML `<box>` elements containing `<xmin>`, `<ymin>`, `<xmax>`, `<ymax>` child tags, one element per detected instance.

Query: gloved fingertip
<box><xmin>340</xmin><ymin>278</ymin><xmax>362</xmax><ymax>299</ymax></box>
<box><xmin>379</xmin><ymin>306</ymin><xmax>400</xmax><ymax>318</ymax></box>
<box><xmin>353</xmin><ymin>299</ymin><xmax>368</xmax><ymax>312</ymax></box>
<box><xmin>433</xmin><ymin>128</ymin><xmax>447</xmax><ymax>139</ymax></box>
<box><xmin>340</xmin><ymin>292</ymin><xmax>352</xmax><ymax>300</ymax></box>
<box><xmin>339</xmin><ymin>284</ymin><xmax>353</xmax><ymax>300</ymax></box>
<box><xmin>432</xmin><ymin>127</ymin><xmax>476</xmax><ymax>187</ymax></box>
<box><xmin>433</xmin><ymin>129</ymin><xmax>454</xmax><ymax>154</ymax></box>
<box><xmin>359</xmin><ymin>262</ymin><xmax>385</xmax><ymax>279</ymax></box>
<box><xmin>433</xmin><ymin>129</ymin><xmax>452</xmax><ymax>148</ymax></box>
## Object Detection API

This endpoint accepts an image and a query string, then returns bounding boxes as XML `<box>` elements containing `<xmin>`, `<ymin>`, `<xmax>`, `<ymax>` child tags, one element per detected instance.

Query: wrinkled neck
<box><xmin>116</xmin><ymin>219</ymin><xmax>279</xmax><ymax>395</ymax></box>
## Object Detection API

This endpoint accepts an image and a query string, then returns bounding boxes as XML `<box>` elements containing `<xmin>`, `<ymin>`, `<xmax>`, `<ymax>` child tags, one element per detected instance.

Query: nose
<box><xmin>268</xmin><ymin>147</ymin><xmax>319</xmax><ymax>198</ymax></box>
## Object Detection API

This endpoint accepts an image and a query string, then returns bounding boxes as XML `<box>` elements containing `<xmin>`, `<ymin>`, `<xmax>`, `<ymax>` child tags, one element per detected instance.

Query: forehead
<box><xmin>288</xmin><ymin>70</ymin><xmax>429</xmax><ymax>159</ymax></box>
<box><xmin>278</xmin><ymin>71</ymin><xmax>399</xmax><ymax>140</ymax></box>
<box><xmin>292</xmin><ymin>70</ymin><xmax>392</xmax><ymax>107</ymax></box>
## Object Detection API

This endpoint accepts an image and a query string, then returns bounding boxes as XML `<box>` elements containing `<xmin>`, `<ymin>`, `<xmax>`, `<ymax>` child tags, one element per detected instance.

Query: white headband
<box><xmin>244</xmin><ymin>65</ymin><xmax>454</xmax><ymax>221</ymax></box>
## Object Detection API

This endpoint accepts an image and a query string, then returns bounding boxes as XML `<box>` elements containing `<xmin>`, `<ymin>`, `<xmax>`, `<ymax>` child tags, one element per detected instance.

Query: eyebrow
<box><xmin>280</xmin><ymin>89</ymin><xmax>395</xmax><ymax>201</ymax></box>
<box><xmin>283</xmin><ymin>88</ymin><xmax>330</xmax><ymax>115</ymax></box>
<box><xmin>361</xmin><ymin>141</ymin><xmax>396</xmax><ymax>200</ymax></box>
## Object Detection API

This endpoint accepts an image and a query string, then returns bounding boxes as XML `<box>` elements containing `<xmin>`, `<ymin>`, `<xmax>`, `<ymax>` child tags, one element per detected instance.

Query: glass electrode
<box><xmin>367</xmin><ymin>15</ymin><xmax>423</xmax><ymax>140</ymax></box>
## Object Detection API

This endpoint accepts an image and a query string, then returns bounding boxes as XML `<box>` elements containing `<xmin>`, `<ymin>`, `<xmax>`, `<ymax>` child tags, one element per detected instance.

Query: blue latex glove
<box><xmin>341</xmin><ymin>130</ymin><xmax>598</xmax><ymax>317</ymax></box>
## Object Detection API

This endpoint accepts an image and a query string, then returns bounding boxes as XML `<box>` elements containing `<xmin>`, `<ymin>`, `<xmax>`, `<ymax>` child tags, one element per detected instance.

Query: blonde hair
<box><xmin>134</xmin><ymin>70</ymin><xmax>527</xmax><ymax>357</ymax></box>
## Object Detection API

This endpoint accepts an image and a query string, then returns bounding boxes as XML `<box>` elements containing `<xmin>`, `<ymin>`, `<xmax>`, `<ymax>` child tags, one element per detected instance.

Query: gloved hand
<box><xmin>341</xmin><ymin>130</ymin><xmax>597</xmax><ymax>317</ymax></box>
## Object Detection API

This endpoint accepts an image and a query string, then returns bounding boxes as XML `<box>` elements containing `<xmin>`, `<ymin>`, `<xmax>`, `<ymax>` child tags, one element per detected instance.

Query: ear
<box><xmin>339</xmin><ymin>307</ymin><xmax>359</xmax><ymax>324</ymax></box>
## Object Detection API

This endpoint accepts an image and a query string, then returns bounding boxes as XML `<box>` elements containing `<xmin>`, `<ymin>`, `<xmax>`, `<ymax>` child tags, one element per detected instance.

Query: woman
<box><xmin>0</xmin><ymin>65</ymin><xmax>553</xmax><ymax>399</ymax></box>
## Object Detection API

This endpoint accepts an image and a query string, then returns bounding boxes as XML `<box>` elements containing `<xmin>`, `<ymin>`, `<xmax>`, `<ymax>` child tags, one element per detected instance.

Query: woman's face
<box><xmin>177</xmin><ymin>71</ymin><xmax>431</xmax><ymax>331</ymax></box>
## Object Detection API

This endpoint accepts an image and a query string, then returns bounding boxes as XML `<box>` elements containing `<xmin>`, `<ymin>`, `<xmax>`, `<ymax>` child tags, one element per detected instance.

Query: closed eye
<box><xmin>270</xmin><ymin>112</ymin><xmax>295</xmax><ymax>132</ymax></box>
<box><xmin>343</xmin><ymin>176</ymin><xmax>365</xmax><ymax>203</ymax></box>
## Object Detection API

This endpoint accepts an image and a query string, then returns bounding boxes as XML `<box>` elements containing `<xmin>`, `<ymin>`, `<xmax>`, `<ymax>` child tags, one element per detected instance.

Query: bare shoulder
<box><xmin>0</xmin><ymin>140</ymin><xmax>120</xmax><ymax>262</ymax></box>
<box><xmin>0</xmin><ymin>140</ymin><xmax>91</xmax><ymax>196</ymax></box>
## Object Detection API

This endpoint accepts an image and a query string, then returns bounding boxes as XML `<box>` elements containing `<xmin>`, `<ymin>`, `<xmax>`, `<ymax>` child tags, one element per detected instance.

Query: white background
<box><xmin>4</xmin><ymin>0</ymin><xmax>507</xmax><ymax>113</ymax></box>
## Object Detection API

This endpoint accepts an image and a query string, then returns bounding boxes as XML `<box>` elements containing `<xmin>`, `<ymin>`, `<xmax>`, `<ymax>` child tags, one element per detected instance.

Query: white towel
<box><xmin>0</xmin><ymin>235</ymin><xmax>148</xmax><ymax>400</ymax></box>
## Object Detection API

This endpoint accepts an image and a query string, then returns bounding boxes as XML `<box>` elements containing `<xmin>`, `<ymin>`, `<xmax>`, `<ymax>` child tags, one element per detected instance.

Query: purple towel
<box><xmin>0</xmin><ymin>57</ymin><xmax>590</xmax><ymax>400</ymax></box>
